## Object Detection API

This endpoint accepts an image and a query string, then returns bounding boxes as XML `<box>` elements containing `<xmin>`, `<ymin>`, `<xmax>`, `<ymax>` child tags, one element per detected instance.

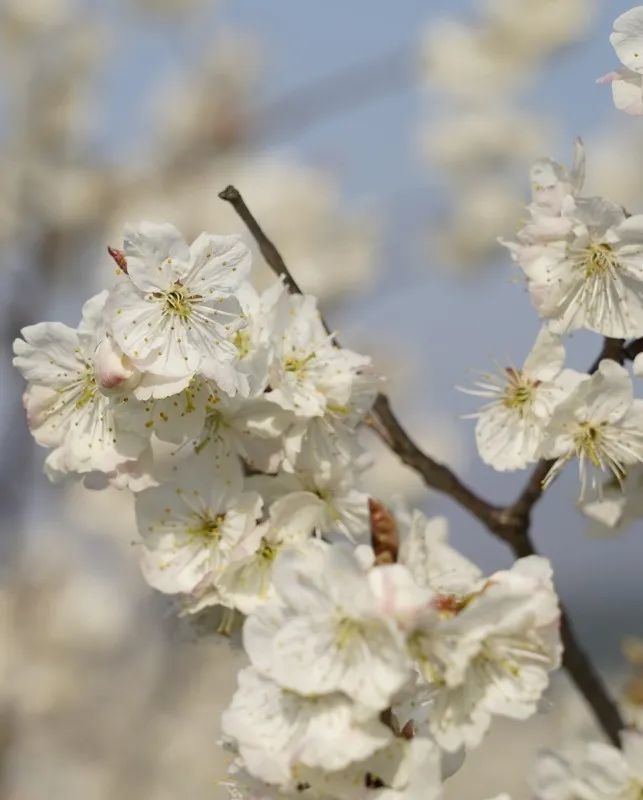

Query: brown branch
<box><xmin>624</xmin><ymin>337</ymin><xmax>643</xmax><ymax>362</ymax></box>
<box><xmin>507</xmin><ymin>532</ymin><xmax>625</xmax><ymax>745</ymax></box>
<box><xmin>218</xmin><ymin>185</ymin><xmax>625</xmax><ymax>746</ymax></box>
<box><xmin>219</xmin><ymin>186</ymin><xmax>304</xmax><ymax>297</ymax></box>
<box><xmin>589</xmin><ymin>337</ymin><xmax>625</xmax><ymax>374</ymax></box>
<box><xmin>371</xmin><ymin>394</ymin><xmax>508</xmax><ymax>536</ymax></box>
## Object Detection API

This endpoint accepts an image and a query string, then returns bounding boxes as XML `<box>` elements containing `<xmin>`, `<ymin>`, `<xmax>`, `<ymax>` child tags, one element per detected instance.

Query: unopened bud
<box><xmin>94</xmin><ymin>336</ymin><xmax>140</xmax><ymax>394</ymax></box>
<box><xmin>369</xmin><ymin>498</ymin><xmax>398</xmax><ymax>565</ymax></box>
<box><xmin>108</xmin><ymin>246</ymin><xmax>128</xmax><ymax>273</ymax></box>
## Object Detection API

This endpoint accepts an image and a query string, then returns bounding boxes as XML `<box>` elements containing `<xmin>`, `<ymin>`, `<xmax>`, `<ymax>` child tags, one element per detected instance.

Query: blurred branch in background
<box><xmin>257</xmin><ymin>45</ymin><xmax>413</xmax><ymax>141</ymax></box>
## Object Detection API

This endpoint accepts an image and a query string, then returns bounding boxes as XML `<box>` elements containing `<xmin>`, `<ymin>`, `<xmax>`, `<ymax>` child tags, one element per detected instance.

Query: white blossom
<box><xmin>463</xmin><ymin>327</ymin><xmax>581</xmax><ymax>471</ymax></box>
<box><xmin>600</xmin><ymin>7</ymin><xmax>643</xmax><ymax>116</ymax></box>
<box><xmin>187</xmin><ymin>389</ymin><xmax>291</xmax><ymax>474</ymax></box>
<box><xmin>531</xmin><ymin>731</ymin><xmax>643</xmax><ymax>800</ymax></box>
<box><xmin>13</xmin><ymin>291</ymin><xmax>147</xmax><ymax>477</ymax></box>
<box><xmin>580</xmin><ymin>464</ymin><xmax>643</xmax><ymax>535</ymax></box>
<box><xmin>243</xmin><ymin>542</ymin><xmax>412</xmax><ymax>711</ymax></box>
<box><xmin>135</xmin><ymin>456</ymin><xmax>264</xmax><ymax>598</ymax></box>
<box><xmin>404</xmin><ymin>557</ymin><xmax>561</xmax><ymax>751</ymax></box>
<box><xmin>105</xmin><ymin>221</ymin><xmax>250</xmax><ymax>398</ymax></box>
<box><xmin>234</xmin><ymin>280</ymin><xmax>285</xmax><ymax>397</ymax></box>
<box><xmin>221</xmin><ymin>666</ymin><xmax>392</xmax><ymax>786</ymax></box>
<box><xmin>528</xmin><ymin>139</ymin><xmax>585</xmax><ymax>219</ymax></box>
<box><xmin>251</xmin><ymin>462</ymin><xmax>369</xmax><ymax>542</ymax></box>
<box><xmin>298</xmin><ymin>737</ymin><xmax>443</xmax><ymax>800</ymax></box>
<box><xmin>509</xmin><ymin>196</ymin><xmax>643</xmax><ymax>338</ymax></box>
<box><xmin>394</xmin><ymin>503</ymin><xmax>481</xmax><ymax>596</ymax></box>
<box><xmin>267</xmin><ymin>293</ymin><xmax>371</xmax><ymax>419</ymax></box>
<box><xmin>212</xmin><ymin>528</ymin><xmax>287</xmax><ymax>615</ymax></box>
<box><xmin>541</xmin><ymin>360</ymin><xmax>643</xmax><ymax>498</ymax></box>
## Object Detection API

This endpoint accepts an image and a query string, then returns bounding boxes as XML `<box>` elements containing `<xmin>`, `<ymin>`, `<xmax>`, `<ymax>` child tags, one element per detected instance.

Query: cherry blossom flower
<box><xmin>509</xmin><ymin>196</ymin><xmax>643</xmax><ymax>338</ymax></box>
<box><xmin>532</xmin><ymin>730</ymin><xmax>643</xmax><ymax>800</ymax></box>
<box><xmin>221</xmin><ymin>666</ymin><xmax>392</xmax><ymax>786</ymax></box>
<box><xmin>13</xmin><ymin>291</ymin><xmax>147</xmax><ymax>478</ymax></box>
<box><xmin>243</xmin><ymin>543</ymin><xmax>412</xmax><ymax>711</ymax></box>
<box><xmin>600</xmin><ymin>7</ymin><xmax>643</xmax><ymax>116</ymax></box>
<box><xmin>394</xmin><ymin>504</ymin><xmax>481</xmax><ymax>596</ymax></box>
<box><xmin>186</xmin><ymin>389</ymin><xmax>291</xmax><ymax>473</ymax></box>
<box><xmin>463</xmin><ymin>327</ymin><xmax>581</xmax><ymax>471</ymax></box>
<box><xmin>266</xmin><ymin>293</ymin><xmax>371</xmax><ymax>419</ymax></box>
<box><xmin>105</xmin><ymin>221</ymin><xmax>250</xmax><ymax>398</ymax></box>
<box><xmin>580</xmin><ymin>465</ymin><xmax>643</xmax><ymax>535</ymax></box>
<box><xmin>250</xmin><ymin>462</ymin><xmax>369</xmax><ymax>542</ymax></box>
<box><xmin>403</xmin><ymin>557</ymin><xmax>561</xmax><ymax>751</ymax></box>
<box><xmin>541</xmin><ymin>360</ymin><xmax>643</xmax><ymax>498</ymax></box>
<box><xmin>135</xmin><ymin>456</ymin><xmax>264</xmax><ymax>597</ymax></box>
<box><xmin>298</xmin><ymin>737</ymin><xmax>443</xmax><ymax>800</ymax></box>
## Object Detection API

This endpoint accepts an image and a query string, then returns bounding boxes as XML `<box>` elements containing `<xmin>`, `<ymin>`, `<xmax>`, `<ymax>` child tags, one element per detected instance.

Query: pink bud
<box><xmin>107</xmin><ymin>246</ymin><xmax>128</xmax><ymax>273</ymax></box>
<box><xmin>94</xmin><ymin>336</ymin><xmax>139</xmax><ymax>394</ymax></box>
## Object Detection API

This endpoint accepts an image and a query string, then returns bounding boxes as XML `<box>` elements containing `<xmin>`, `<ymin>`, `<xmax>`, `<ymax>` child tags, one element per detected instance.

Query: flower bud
<box><xmin>93</xmin><ymin>335</ymin><xmax>140</xmax><ymax>394</ymax></box>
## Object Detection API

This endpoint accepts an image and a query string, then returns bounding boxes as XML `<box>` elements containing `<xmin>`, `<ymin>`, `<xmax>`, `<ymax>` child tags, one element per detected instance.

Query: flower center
<box><xmin>74</xmin><ymin>369</ymin><xmax>97</xmax><ymax>409</ymax></box>
<box><xmin>502</xmin><ymin>368</ymin><xmax>538</xmax><ymax>413</ymax></box>
<box><xmin>581</xmin><ymin>242</ymin><xmax>619</xmax><ymax>280</ymax></box>
<box><xmin>335</xmin><ymin>616</ymin><xmax>362</xmax><ymax>649</ymax></box>
<box><xmin>234</xmin><ymin>329</ymin><xmax>251</xmax><ymax>359</ymax></box>
<box><xmin>258</xmin><ymin>539</ymin><xmax>278</xmax><ymax>561</ymax></box>
<box><xmin>155</xmin><ymin>281</ymin><xmax>201</xmax><ymax>320</ymax></box>
<box><xmin>573</xmin><ymin>421</ymin><xmax>606</xmax><ymax>469</ymax></box>
<box><xmin>284</xmin><ymin>352</ymin><xmax>315</xmax><ymax>374</ymax></box>
<box><xmin>187</xmin><ymin>512</ymin><xmax>225</xmax><ymax>540</ymax></box>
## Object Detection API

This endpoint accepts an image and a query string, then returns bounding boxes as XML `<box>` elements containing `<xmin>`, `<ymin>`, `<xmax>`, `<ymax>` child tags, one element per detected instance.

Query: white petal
<box><xmin>611</xmin><ymin>7</ymin><xmax>643</xmax><ymax>73</ymax></box>
<box><xmin>123</xmin><ymin>221</ymin><xmax>191</xmax><ymax>292</ymax></box>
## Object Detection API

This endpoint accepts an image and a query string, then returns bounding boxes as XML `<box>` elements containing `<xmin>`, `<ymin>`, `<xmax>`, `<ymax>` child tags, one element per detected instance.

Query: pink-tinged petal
<box><xmin>93</xmin><ymin>336</ymin><xmax>140</xmax><ymax>394</ymax></box>
<box><xmin>596</xmin><ymin>70</ymin><xmax>625</xmax><ymax>85</ymax></box>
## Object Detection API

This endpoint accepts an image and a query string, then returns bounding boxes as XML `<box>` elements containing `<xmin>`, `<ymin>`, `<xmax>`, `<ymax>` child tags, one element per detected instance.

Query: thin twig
<box><xmin>218</xmin><ymin>184</ymin><xmax>624</xmax><ymax>746</ymax></box>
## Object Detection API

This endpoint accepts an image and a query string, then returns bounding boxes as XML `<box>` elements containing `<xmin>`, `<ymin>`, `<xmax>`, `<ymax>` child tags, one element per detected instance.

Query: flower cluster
<box><xmin>13</xmin><ymin>224</ymin><xmax>565</xmax><ymax>798</ymax></box>
<box><xmin>502</xmin><ymin>142</ymin><xmax>643</xmax><ymax>339</ymax></box>
<box><xmin>13</xmin><ymin>222</ymin><xmax>378</xmax><ymax>617</ymax></box>
<box><xmin>464</xmin><ymin>143</ymin><xmax>643</xmax><ymax>505</ymax></box>
<box><xmin>222</xmin><ymin>508</ymin><xmax>560</xmax><ymax>797</ymax></box>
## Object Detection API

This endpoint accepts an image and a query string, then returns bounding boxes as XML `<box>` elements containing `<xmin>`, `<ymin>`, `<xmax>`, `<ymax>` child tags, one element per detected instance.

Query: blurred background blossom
<box><xmin>0</xmin><ymin>1</ymin><xmax>642</xmax><ymax>798</ymax></box>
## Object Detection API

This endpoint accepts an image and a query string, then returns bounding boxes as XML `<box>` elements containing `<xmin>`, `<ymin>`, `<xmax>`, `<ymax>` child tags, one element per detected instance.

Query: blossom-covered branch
<box><xmin>218</xmin><ymin>183</ymin><xmax>625</xmax><ymax>747</ymax></box>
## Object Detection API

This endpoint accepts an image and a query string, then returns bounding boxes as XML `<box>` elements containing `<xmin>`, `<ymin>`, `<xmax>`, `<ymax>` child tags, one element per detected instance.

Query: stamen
<box><xmin>154</xmin><ymin>281</ymin><xmax>202</xmax><ymax>320</ymax></box>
